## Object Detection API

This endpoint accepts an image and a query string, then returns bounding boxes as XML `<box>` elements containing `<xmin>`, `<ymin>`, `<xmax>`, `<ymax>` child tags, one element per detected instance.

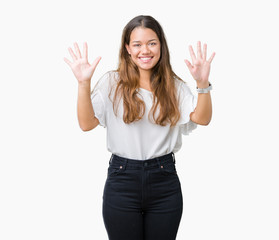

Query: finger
<box><xmin>64</xmin><ymin>57</ymin><xmax>72</xmax><ymax>67</ymax></box>
<box><xmin>74</xmin><ymin>42</ymin><xmax>82</xmax><ymax>59</ymax></box>
<box><xmin>184</xmin><ymin>59</ymin><xmax>193</xmax><ymax>71</ymax></box>
<box><xmin>203</xmin><ymin>43</ymin><xmax>207</xmax><ymax>61</ymax></box>
<box><xmin>83</xmin><ymin>42</ymin><xmax>88</xmax><ymax>60</ymax></box>
<box><xmin>208</xmin><ymin>52</ymin><xmax>216</xmax><ymax>63</ymax></box>
<box><xmin>91</xmin><ymin>56</ymin><xmax>102</xmax><ymax>71</ymax></box>
<box><xmin>188</xmin><ymin>45</ymin><xmax>196</xmax><ymax>63</ymax></box>
<box><xmin>197</xmin><ymin>41</ymin><xmax>202</xmax><ymax>59</ymax></box>
<box><xmin>68</xmin><ymin>47</ymin><xmax>77</xmax><ymax>61</ymax></box>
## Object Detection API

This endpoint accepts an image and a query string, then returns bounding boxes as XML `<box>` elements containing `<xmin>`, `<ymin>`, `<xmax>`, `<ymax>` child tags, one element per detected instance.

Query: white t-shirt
<box><xmin>91</xmin><ymin>71</ymin><xmax>198</xmax><ymax>160</ymax></box>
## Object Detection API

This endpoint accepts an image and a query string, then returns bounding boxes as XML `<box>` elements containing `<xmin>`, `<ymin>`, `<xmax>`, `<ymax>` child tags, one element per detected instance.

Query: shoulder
<box><xmin>174</xmin><ymin>76</ymin><xmax>184</xmax><ymax>89</ymax></box>
<box><xmin>174</xmin><ymin>77</ymin><xmax>192</xmax><ymax>96</ymax></box>
<box><xmin>103</xmin><ymin>70</ymin><xmax>119</xmax><ymax>80</ymax></box>
<box><xmin>93</xmin><ymin>70</ymin><xmax>119</xmax><ymax>91</ymax></box>
<box><xmin>96</xmin><ymin>70</ymin><xmax>118</xmax><ymax>84</ymax></box>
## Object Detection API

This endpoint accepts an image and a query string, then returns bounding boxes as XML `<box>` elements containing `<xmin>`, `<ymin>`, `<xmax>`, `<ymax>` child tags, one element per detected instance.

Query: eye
<box><xmin>149</xmin><ymin>42</ymin><xmax>157</xmax><ymax>46</ymax></box>
<box><xmin>133</xmin><ymin>44</ymin><xmax>141</xmax><ymax>47</ymax></box>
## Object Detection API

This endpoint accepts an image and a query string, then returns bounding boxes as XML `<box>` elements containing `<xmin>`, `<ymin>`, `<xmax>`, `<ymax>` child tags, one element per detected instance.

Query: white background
<box><xmin>1</xmin><ymin>0</ymin><xmax>278</xmax><ymax>239</ymax></box>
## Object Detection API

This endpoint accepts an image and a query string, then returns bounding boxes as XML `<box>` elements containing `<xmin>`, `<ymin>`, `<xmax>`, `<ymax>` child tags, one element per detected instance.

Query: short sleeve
<box><xmin>178</xmin><ymin>82</ymin><xmax>198</xmax><ymax>135</ymax></box>
<box><xmin>91</xmin><ymin>89</ymin><xmax>106</xmax><ymax>128</ymax></box>
<box><xmin>90</xmin><ymin>72</ymin><xmax>111</xmax><ymax>128</ymax></box>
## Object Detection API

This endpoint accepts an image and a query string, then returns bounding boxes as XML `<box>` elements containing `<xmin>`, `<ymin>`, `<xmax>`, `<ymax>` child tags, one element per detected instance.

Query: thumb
<box><xmin>91</xmin><ymin>56</ymin><xmax>102</xmax><ymax>71</ymax></box>
<box><xmin>184</xmin><ymin>59</ymin><xmax>194</xmax><ymax>74</ymax></box>
<box><xmin>184</xmin><ymin>59</ymin><xmax>193</xmax><ymax>70</ymax></box>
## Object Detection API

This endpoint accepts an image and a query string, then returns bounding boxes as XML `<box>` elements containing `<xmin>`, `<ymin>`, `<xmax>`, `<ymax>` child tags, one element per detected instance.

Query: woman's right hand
<box><xmin>64</xmin><ymin>42</ymin><xmax>101</xmax><ymax>84</ymax></box>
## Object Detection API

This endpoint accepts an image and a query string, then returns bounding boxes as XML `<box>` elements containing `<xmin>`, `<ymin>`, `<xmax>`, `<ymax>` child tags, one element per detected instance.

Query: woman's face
<box><xmin>125</xmin><ymin>27</ymin><xmax>161</xmax><ymax>75</ymax></box>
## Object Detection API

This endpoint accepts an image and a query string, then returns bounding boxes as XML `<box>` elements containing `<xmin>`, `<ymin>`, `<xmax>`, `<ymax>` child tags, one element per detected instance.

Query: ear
<box><xmin>125</xmin><ymin>44</ymin><xmax>131</xmax><ymax>55</ymax></box>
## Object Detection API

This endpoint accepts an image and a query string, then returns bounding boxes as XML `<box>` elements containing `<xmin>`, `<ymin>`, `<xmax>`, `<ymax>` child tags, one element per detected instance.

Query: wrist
<box><xmin>196</xmin><ymin>82</ymin><xmax>212</xmax><ymax>94</ymax></box>
<box><xmin>196</xmin><ymin>81</ymin><xmax>210</xmax><ymax>89</ymax></box>
<box><xmin>78</xmin><ymin>81</ymin><xmax>91</xmax><ymax>88</ymax></box>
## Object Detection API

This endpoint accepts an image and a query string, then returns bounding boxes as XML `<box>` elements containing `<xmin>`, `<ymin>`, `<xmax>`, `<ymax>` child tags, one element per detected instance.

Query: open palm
<box><xmin>64</xmin><ymin>42</ymin><xmax>101</xmax><ymax>84</ymax></box>
<box><xmin>184</xmin><ymin>41</ymin><xmax>215</xmax><ymax>87</ymax></box>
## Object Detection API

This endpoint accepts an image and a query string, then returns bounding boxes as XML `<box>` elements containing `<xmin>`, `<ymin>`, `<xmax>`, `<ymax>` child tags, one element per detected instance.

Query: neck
<box><xmin>139</xmin><ymin>69</ymin><xmax>151</xmax><ymax>84</ymax></box>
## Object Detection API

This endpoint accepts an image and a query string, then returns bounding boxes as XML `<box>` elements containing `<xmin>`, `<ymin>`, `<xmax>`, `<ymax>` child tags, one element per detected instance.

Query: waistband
<box><xmin>109</xmin><ymin>152</ymin><xmax>176</xmax><ymax>167</ymax></box>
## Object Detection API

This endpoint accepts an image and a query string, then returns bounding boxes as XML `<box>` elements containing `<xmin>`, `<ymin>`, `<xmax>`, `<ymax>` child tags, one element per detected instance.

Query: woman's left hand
<box><xmin>184</xmin><ymin>41</ymin><xmax>215</xmax><ymax>88</ymax></box>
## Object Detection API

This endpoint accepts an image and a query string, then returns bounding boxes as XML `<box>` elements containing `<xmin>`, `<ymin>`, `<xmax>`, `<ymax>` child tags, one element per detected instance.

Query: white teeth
<box><xmin>139</xmin><ymin>57</ymin><xmax>152</xmax><ymax>63</ymax></box>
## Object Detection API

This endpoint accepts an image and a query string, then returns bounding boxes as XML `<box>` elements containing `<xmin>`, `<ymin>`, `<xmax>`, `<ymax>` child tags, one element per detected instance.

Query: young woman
<box><xmin>64</xmin><ymin>15</ymin><xmax>215</xmax><ymax>240</ymax></box>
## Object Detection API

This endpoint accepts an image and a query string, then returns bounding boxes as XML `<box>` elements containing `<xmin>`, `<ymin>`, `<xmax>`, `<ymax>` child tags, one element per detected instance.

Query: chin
<box><xmin>138</xmin><ymin>66</ymin><xmax>154</xmax><ymax>72</ymax></box>
<box><xmin>137</xmin><ymin>63</ymin><xmax>158</xmax><ymax>71</ymax></box>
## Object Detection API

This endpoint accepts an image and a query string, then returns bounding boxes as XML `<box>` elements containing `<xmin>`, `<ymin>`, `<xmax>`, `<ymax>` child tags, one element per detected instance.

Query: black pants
<box><xmin>102</xmin><ymin>152</ymin><xmax>183</xmax><ymax>240</ymax></box>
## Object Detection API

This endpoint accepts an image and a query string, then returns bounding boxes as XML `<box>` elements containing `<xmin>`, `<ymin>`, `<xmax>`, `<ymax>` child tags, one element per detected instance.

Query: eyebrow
<box><xmin>131</xmin><ymin>39</ymin><xmax>158</xmax><ymax>43</ymax></box>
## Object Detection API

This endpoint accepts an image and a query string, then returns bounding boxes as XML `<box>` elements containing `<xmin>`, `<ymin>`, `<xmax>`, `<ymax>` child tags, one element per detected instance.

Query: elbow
<box><xmin>199</xmin><ymin>116</ymin><xmax>211</xmax><ymax>126</ymax></box>
<box><xmin>190</xmin><ymin>112</ymin><xmax>211</xmax><ymax>126</ymax></box>
<box><xmin>79</xmin><ymin>123</ymin><xmax>94</xmax><ymax>132</ymax></box>
<box><xmin>79</xmin><ymin>118</ymin><xmax>99</xmax><ymax>131</ymax></box>
<box><xmin>197</xmin><ymin>116</ymin><xmax>212</xmax><ymax>126</ymax></box>
<box><xmin>81</xmin><ymin>127</ymin><xmax>93</xmax><ymax>132</ymax></box>
<box><xmin>198</xmin><ymin>120</ymin><xmax>211</xmax><ymax>126</ymax></box>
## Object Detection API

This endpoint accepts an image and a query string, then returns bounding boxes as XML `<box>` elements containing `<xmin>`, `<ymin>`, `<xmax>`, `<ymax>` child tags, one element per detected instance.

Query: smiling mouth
<box><xmin>139</xmin><ymin>57</ymin><xmax>153</xmax><ymax>63</ymax></box>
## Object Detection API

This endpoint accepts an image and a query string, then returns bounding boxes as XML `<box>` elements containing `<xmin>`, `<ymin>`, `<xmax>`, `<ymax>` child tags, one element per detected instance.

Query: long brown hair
<box><xmin>112</xmin><ymin>15</ymin><xmax>183</xmax><ymax>127</ymax></box>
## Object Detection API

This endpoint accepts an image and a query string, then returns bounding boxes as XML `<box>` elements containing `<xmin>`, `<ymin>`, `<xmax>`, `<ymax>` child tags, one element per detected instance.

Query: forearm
<box><xmin>190</xmin><ymin>82</ymin><xmax>212</xmax><ymax>125</ymax></box>
<box><xmin>191</xmin><ymin>92</ymin><xmax>212</xmax><ymax>125</ymax></box>
<box><xmin>77</xmin><ymin>82</ymin><xmax>96</xmax><ymax>130</ymax></box>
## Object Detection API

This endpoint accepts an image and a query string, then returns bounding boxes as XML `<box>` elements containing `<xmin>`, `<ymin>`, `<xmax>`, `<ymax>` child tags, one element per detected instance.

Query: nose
<box><xmin>141</xmin><ymin>44</ymin><xmax>150</xmax><ymax>54</ymax></box>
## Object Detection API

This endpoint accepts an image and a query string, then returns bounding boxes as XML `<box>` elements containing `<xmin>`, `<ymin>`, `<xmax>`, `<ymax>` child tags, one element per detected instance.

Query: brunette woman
<box><xmin>64</xmin><ymin>15</ymin><xmax>215</xmax><ymax>240</ymax></box>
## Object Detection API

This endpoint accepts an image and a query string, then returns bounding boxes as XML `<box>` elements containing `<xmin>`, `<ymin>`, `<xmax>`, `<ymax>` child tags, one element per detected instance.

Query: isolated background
<box><xmin>1</xmin><ymin>0</ymin><xmax>278</xmax><ymax>239</ymax></box>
